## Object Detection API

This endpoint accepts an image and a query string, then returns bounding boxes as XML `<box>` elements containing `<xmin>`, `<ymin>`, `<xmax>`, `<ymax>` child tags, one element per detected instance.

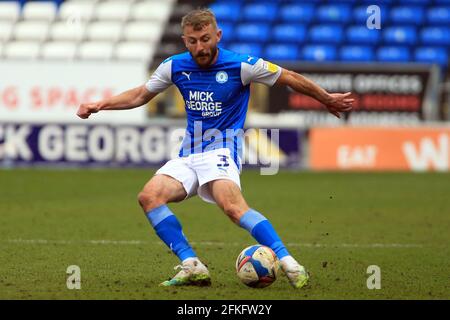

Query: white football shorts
<box><xmin>155</xmin><ymin>148</ymin><xmax>241</xmax><ymax>204</ymax></box>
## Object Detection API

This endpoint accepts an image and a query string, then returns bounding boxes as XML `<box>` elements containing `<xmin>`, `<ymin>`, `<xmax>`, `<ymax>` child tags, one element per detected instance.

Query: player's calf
<box><xmin>139</xmin><ymin>175</ymin><xmax>199</xmax><ymax>273</ymax></box>
<box><xmin>209</xmin><ymin>179</ymin><xmax>249</xmax><ymax>224</ymax></box>
<box><xmin>222</xmin><ymin>203</ymin><xmax>248</xmax><ymax>224</ymax></box>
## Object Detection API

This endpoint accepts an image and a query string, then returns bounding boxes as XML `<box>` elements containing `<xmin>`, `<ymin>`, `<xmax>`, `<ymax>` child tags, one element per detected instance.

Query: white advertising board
<box><xmin>0</xmin><ymin>60</ymin><xmax>149</xmax><ymax>124</ymax></box>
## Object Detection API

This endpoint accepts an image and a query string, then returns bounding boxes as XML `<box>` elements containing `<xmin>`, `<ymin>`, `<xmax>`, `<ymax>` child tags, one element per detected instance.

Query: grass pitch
<box><xmin>0</xmin><ymin>169</ymin><xmax>449</xmax><ymax>299</ymax></box>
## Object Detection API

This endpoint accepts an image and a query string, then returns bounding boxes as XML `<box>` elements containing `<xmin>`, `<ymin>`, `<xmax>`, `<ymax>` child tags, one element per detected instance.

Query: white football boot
<box><xmin>280</xmin><ymin>256</ymin><xmax>310</xmax><ymax>289</ymax></box>
<box><xmin>160</xmin><ymin>258</ymin><xmax>211</xmax><ymax>287</ymax></box>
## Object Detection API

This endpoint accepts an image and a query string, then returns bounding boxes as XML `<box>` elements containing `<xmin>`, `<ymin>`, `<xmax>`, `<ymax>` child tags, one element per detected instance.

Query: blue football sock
<box><xmin>239</xmin><ymin>208</ymin><xmax>290</xmax><ymax>259</ymax></box>
<box><xmin>146</xmin><ymin>205</ymin><xmax>197</xmax><ymax>262</ymax></box>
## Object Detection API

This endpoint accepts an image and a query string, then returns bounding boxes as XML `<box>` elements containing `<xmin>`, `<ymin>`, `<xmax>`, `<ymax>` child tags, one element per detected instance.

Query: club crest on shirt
<box><xmin>216</xmin><ymin>71</ymin><xmax>228</xmax><ymax>84</ymax></box>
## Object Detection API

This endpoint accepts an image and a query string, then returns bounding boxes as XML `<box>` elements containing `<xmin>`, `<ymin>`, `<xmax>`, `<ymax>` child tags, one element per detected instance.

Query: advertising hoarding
<box><xmin>0</xmin><ymin>61</ymin><xmax>149</xmax><ymax>124</ymax></box>
<box><xmin>310</xmin><ymin>127</ymin><xmax>450</xmax><ymax>171</ymax></box>
<box><xmin>0</xmin><ymin>122</ymin><xmax>302</xmax><ymax>169</ymax></box>
<box><xmin>268</xmin><ymin>64</ymin><xmax>441</xmax><ymax>125</ymax></box>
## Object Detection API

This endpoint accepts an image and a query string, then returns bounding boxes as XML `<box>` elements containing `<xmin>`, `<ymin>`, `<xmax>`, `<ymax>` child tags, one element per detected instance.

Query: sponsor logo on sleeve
<box><xmin>263</xmin><ymin>61</ymin><xmax>279</xmax><ymax>73</ymax></box>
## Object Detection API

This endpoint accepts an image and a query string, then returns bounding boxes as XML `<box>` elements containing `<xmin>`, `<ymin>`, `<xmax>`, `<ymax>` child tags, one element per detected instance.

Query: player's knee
<box><xmin>137</xmin><ymin>190</ymin><xmax>166</xmax><ymax>212</ymax></box>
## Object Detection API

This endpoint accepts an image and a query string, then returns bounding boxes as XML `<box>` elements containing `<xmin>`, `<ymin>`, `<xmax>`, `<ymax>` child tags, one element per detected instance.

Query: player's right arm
<box><xmin>76</xmin><ymin>85</ymin><xmax>157</xmax><ymax>119</ymax></box>
<box><xmin>77</xmin><ymin>58</ymin><xmax>173</xmax><ymax>119</ymax></box>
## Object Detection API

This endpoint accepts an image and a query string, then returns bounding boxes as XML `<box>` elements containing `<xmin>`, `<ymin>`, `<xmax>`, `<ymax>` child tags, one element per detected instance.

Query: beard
<box><xmin>194</xmin><ymin>46</ymin><xmax>218</xmax><ymax>67</ymax></box>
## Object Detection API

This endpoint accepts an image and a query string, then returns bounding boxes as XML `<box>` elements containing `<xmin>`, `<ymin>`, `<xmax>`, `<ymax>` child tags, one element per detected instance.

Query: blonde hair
<box><xmin>181</xmin><ymin>8</ymin><xmax>218</xmax><ymax>31</ymax></box>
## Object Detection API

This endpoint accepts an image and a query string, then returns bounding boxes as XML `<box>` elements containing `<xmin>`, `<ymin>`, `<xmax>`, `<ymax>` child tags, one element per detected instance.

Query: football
<box><xmin>235</xmin><ymin>245</ymin><xmax>280</xmax><ymax>288</ymax></box>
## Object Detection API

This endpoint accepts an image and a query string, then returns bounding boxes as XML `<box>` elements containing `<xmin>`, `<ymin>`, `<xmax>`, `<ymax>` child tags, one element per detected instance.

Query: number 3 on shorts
<box><xmin>217</xmin><ymin>154</ymin><xmax>230</xmax><ymax>168</ymax></box>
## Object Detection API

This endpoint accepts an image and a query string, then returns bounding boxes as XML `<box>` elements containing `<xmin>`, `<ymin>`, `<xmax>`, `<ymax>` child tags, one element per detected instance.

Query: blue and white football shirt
<box><xmin>145</xmin><ymin>48</ymin><xmax>282</xmax><ymax>168</ymax></box>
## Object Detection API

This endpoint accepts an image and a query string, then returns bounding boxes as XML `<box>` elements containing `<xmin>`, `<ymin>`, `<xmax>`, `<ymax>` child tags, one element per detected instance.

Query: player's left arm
<box><xmin>275</xmin><ymin>68</ymin><xmax>354</xmax><ymax>118</ymax></box>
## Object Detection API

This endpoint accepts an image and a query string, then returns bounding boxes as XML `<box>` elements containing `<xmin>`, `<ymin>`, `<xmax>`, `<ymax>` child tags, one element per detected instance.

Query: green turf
<box><xmin>0</xmin><ymin>169</ymin><xmax>449</xmax><ymax>299</ymax></box>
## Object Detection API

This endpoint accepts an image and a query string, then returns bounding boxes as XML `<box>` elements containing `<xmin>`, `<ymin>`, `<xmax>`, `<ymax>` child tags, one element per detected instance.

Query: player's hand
<box><xmin>324</xmin><ymin>92</ymin><xmax>354</xmax><ymax>119</ymax></box>
<box><xmin>77</xmin><ymin>102</ymin><xmax>102</xmax><ymax>119</ymax></box>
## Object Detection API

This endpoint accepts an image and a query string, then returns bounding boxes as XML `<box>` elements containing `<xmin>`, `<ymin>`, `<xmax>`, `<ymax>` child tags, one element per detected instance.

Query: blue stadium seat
<box><xmin>228</xmin><ymin>43</ymin><xmax>262</xmax><ymax>56</ymax></box>
<box><xmin>11</xmin><ymin>0</ymin><xmax>65</xmax><ymax>6</ymax></box>
<box><xmin>210</xmin><ymin>3</ymin><xmax>241</xmax><ymax>22</ymax></box>
<box><xmin>242</xmin><ymin>3</ymin><xmax>278</xmax><ymax>22</ymax></box>
<box><xmin>397</xmin><ymin>0</ymin><xmax>428</xmax><ymax>4</ymax></box>
<box><xmin>414</xmin><ymin>47</ymin><xmax>449</xmax><ymax>66</ymax></box>
<box><xmin>359</xmin><ymin>0</ymin><xmax>394</xmax><ymax>3</ymax></box>
<box><xmin>279</xmin><ymin>4</ymin><xmax>315</xmax><ymax>23</ymax></box>
<box><xmin>271</xmin><ymin>24</ymin><xmax>306</xmax><ymax>43</ymax></box>
<box><xmin>4</xmin><ymin>0</ymin><xmax>64</xmax><ymax>6</ymax></box>
<box><xmin>377</xmin><ymin>46</ymin><xmax>410</xmax><ymax>62</ymax></box>
<box><xmin>427</xmin><ymin>7</ymin><xmax>450</xmax><ymax>24</ymax></box>
<box><xmin>309</xmin><ymin>25</ymin><xmax>343</xmax><ymax>44</ymax></box>
<box><xmin>340</xmin><ymin>46</ymin><xmax>374</xmax><ymax>62</ymax></box>
<box><xmin>264</xmin><ymin>44</ymin><xmax>299</xmax><ymax>61</ymax></box>
<box><xmin>383</xmin><ymin>26</ymin><xmax>417</xmax><ymax>45</ymax></box>
<box><xmin>420</xmin><ymin>27</ymin><xmax>450</xmax><ymax>46</ymax></box>
<box><xmin>301</xmin><ymin>45</ymin><xmax>336</xmax><ymax>61</ymax></box>
<box><xmin>235</xmin><ymin>23</ymin><xmax>270</xmax><ymax>42</ymax></box>
<box><xmin>218</xmin><ymin>23</ymin><xmax>234</xmax><ymax>43</ymax></box>
<box><xmin>316</xmin><ymin>5</ymin><xmax>351</xmax><ymax>23</ymax></box>
<box><xmin>346</xmin><ymin>26</ymin><xmax>381</xmax><ymax>44</ymax></box>
<box><xmin>390</xmin><ymin>6</ymin><xmax>424</xmax><ymax>25</ymax></box>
